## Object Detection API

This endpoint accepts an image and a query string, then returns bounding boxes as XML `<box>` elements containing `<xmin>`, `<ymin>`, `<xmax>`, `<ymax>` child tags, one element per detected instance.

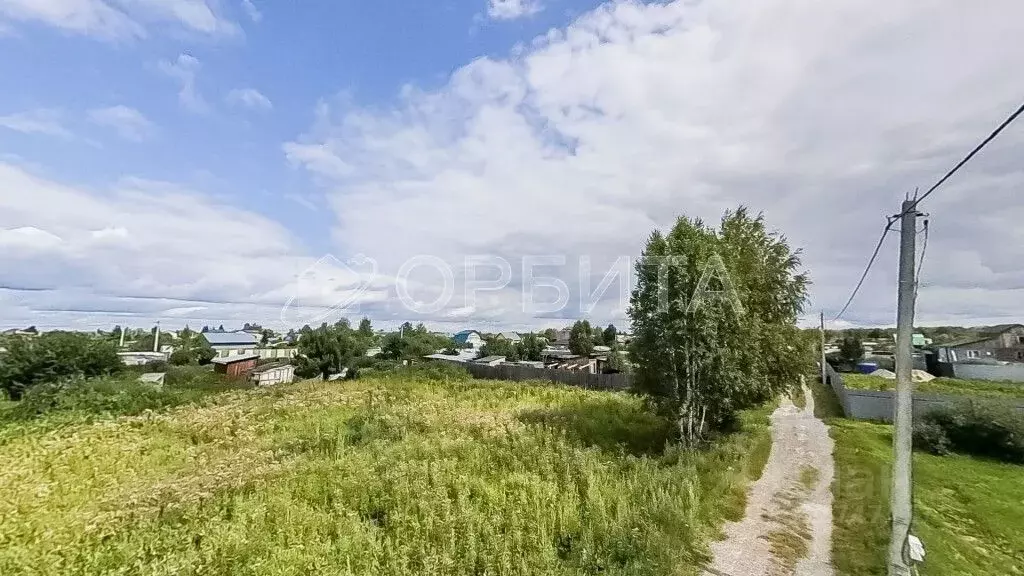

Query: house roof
<box><xmin>202</xmin><ymin>332</ymin><xmax>260</xmax><ymax>345</ymax></box>
<box><xmin>210</xmin><ymin>353</ymin><xmax>259</xmax><ymax>365</ymax></box>
<box><xmin>474</xmin><ymin>355</ymin><xmax>506</xmax><ymax>363</ymax></box>
<box><xmin>453</xmin><ymin>330</ymin><xmax>482</xmax><ymax>344</ymax></box>
<box><xmin>499</xmin><ymin>331</ymin><xmax>521</xmax><ymax>341</ymax></box>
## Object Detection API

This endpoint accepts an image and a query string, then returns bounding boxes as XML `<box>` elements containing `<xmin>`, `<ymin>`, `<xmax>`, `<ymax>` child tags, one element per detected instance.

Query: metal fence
<box><xmin>824</xmin><ymin>364</ymin><xmax>1024</xmax><ymax>421</ymax></box>
<box><xmin>437</xmin><ymin>359</ymin><xmax>633</xmax><ymax>391</ymax></box>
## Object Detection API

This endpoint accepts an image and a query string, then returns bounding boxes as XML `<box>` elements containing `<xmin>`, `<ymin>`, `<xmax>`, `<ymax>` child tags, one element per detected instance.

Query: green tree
<box><xmin>481</xmin><ymin>336</ymin><xmax>519</xmax><ymax>361</ymax></box>
<box><xmin>516</xmin><ymin>333</ymin><xmax>545</xmax><ymax>361</ymax></box>
<box><xmin>0</xmin><ymin>332</ymin><xmax>122</xmax><ymax>400</ymax></box>
<box><xmin>839</xmin><ymin>336</ymin><xmax>865</xmax><ymax>365</ymax></box>
<box><xmin>297</xmin><ymin>323</ymin><xmax>368</xmax><ymax>380</ymax></box>
<box><xmin>358</xmin><ymin>317</ymin><xmax>373</xmax><ymax>338</ymax></box>
<box><xmin>602</xmin><ymin>324</ymin><xmax>618</xmax><ymax>346</ymax></box>
<box><xmin>568</xmin><ymin>321</ymin><xmax>594</xmax><ymax>356</ymax></box>
<box><xmin>542</xmin><ymin>328</ymin><xmax>557</xmax><ymax>342</ymax></box>
<box><xmin>629</xmin><ymin>207</ymin><xmax>810</xmax><ymax>445</ymax></box>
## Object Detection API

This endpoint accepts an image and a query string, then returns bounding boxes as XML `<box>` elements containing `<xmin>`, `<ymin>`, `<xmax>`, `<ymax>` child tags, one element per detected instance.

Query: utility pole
<box><xmin>889</xmin><ymin>199</ymin><xmax>919</xmax><ymax>576</ymax></box>
<box><xmin>118</xmin><ymin>326</ymin><xmax>126</xmax><ymax>349</ymax></box>
<box><xmin>153</xmin><ymin>321</ymin><xmax>161</xmax><ymax>353</ymax></box>
<box><xmin>820</xmin><ymin>311</ymin><xmax>827</xmax><ymax>385</ymax></box>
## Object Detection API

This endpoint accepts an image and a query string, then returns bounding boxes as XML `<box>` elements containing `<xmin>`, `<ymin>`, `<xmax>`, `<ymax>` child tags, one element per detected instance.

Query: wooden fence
<box><xmin>437</xmin><ymin>359</ymin><xmax>633</xmax><ymax>391</ymax></box>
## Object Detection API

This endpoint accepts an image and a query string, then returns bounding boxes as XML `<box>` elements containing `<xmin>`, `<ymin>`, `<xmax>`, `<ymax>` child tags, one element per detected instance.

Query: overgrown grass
<box><xmin>842</xmin><ymin>373</ymin><xmax>1024</xmax><ymax>399</ymax></box>
<box><xmin>0</xmin><ymin>373</ymin><xmax>774</xmax><ymax>575</ymax></box>
<box><xmin>811</xmin><ymin>379</ymin><xmax>1024</xmax><ymax>575</ymax></box>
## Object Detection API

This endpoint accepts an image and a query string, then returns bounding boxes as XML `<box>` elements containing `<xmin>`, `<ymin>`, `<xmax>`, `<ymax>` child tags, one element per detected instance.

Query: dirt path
<box><xmin>704</xmin><ymin>381</ymin><xmax>835</xmax><ymax>576</ymax></box>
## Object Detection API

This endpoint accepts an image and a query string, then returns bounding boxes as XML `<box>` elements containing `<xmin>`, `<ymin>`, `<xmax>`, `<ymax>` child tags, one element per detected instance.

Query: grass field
<box><xmin>841</xmin><ymin>372</ymin><xmax>1024</xmax><ymax>399</ymax></box>
<box><xmin>810</xmin><ymin>380</ymin><xmax>1024</xmax><ymax>575</ymax></box>
<box><xmin>0</xmin><ymin>372</ymin><xmax>773</xmax><ymax>576</ymax></box>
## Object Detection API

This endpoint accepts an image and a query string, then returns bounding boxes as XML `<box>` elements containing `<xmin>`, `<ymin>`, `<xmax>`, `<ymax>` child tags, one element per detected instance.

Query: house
<box><xmin>498</xmin><ymin>331</ymin><xmax>522</xmax><ymax>343</ymax></box>
<box><xmin>211</xmin><ymin>353</ymin><xmax>259</xmax><ymax>377</ymax></box>
<box><xmin>473</xmin><ymin>355</ymin><xmax>506</xmax><ymax>366</ymax></box>
<box><xmin>249</xmin><ymin>363</ymin><xmax>296</xmax><ymax>386</ymax></box>
<box><xmin>202</xmin><ymin>331</ymin><xmax>261</xmax><ymax>358</ymax></box>
<box><xmin>553</xmin><ymin>329</ymin><xmax>572</xmax><ymax>346</ymax></box>
<box><xmin>454</xmin><ymin>330</ymin><xmax>485</xmax><ymax>350</ymax></box>
<box><xmin>937</xmin><ymin>324</ymin><xmax>1024</xmax><ymax>363</ymax></box>
<box><xmin>117</xmin><ymin>351</ymin><xmax>169</xmax><ymax>366</ymax></box>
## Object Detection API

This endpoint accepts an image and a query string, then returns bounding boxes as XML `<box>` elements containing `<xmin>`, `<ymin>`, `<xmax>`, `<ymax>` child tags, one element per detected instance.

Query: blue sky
<box><xmin>3</xmin><ymin>0</ymin><xmax>1024</xmax><ymax>333</ymax></box>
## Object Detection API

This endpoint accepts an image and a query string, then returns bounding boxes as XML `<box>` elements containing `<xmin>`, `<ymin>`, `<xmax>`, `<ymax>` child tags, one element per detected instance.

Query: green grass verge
<box><xmin>811</xmin><ymin>379</ymin><xmax>1024</xmax><ymax>575</ymax></box>
<box><xmin>841</xmin><ymin>373</ymin><xmax>1024</xmax><ymax>400</ymax></box>
<box><xmin>0</xmin><ymin>374</ymin><xmax>773</xmax><ymax>576</ymax></box>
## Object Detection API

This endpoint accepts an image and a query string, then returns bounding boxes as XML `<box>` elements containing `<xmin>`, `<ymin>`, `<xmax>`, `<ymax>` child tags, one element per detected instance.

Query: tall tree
<box><xmin>358</xmin><ymin>317</ymin><xmax>373</xmax><ymax>338</ymax></box>
<box><xmin>839</xmin><ymin>336</ymin><xmax>865</xmax><ymax>365</ymax></box>
<box><xmin>603</xmin><ymin>324</ymin><xmax>618</xmax><ymax>346</ymax></box>
<box><xmin>629</xmin><ymin>207</ymin><xmax>810</xmax><ymax>444</ymax></box>
<box><xmin>517</xmin><ymin>333</ymin><xmax>545</xmax><ymax>361</ymax></box>
<box><xmin>568</xmin><ymin>321</ymin><xmax>594</xmax><ymax>356</ymax></box>
<box><xmin>297</xmin><ymin>323</ymin><xmax>368</xmax><ymax>380</ymax></box>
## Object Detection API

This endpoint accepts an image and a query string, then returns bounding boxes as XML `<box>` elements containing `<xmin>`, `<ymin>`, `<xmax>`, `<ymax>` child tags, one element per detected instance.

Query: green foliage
<box><xmin>357</xmin><ymin>317</ymin><xmax>374</xmax><ymax>339</ymax></box>
<box><xmin>1</xmin><ymin>365</ymin><xmax>245</xmax><ymax>424</ymax></box>
<box><xmin>542</xmin><ymin>328</ymin><xmax>557</xmax><ymax>342</ymax></box>
<box><xmin>297</xmin><ymin>322</ymin><xmax>369</xmax><ymax>380</ymax></box>
<box><xmin>0</xmin><ymin>374</ymin><xmax>774</xmax><ymax>575</ymax></box>
<box><xmin>379</xmin><ymin>324</ymin><xmax>450</xmax><ymax>363</ymax></box>
<box><xmin>916</xmin><ymin>403</ymin><xmax>1024</xmax><ymax>463</ymax></box>
<box><xmin>517</xmin><ymin>333</ymin><xmax>545</xmax><ymax>361</ymax></box>
<box><xmin>838</xmin><ymin>336</ymin><xmax>864</xmax><ymax>364</ymax></box>
<box><xmin>480</xmin><ymin>336</ymin><xmax>519</xmax><ymax>361</ymax></box>
<box><xmin>912</xmin><ymin>420</ymin><xmax>952</xmax><ymax>456</ymax></box>
<box><xmin>568</xmin><ymin>320</ymin><xmax>594</xmax><ymax>356</ymax></box>
<box><xmin>0</xmin><ymin>332</ymin><xmax>122</xmax><ymax>400</ymax></box>
<box><xmin>830</xmin><ymin>416</ymin><xmax>1024</xmax><ymax>576</ymax></box>
<box><xmin>129</xmin><ymin>329</ymin><xmax>175</xmax><ymax>353</ymax></box>
<box><xmin>628</xmin><ymin>207</ymin><xmax>810</xmax><ymax>443</ymax></box>
<box><xmin>602</xmin><ymin>324</ymin><xmax>618</xmax><ymax>346</ymax></box>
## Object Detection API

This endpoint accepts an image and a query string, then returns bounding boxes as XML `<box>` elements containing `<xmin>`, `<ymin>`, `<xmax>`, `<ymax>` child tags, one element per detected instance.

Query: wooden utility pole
<box><xmin>889</xmin><ymin>199</ymin><xmax>919</xmax><ymax>576</ymax></box>
<box><xmin>153</xmin><ymin>321</ymin><xmax>161</xmax><ymax>353</ymax></box>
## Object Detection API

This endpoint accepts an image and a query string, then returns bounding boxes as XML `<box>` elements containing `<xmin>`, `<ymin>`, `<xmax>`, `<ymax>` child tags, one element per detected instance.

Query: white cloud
<box><xmin>487</xmin><ymin>0</ymin><xmax>543</xmax><ymax>20</ymax></box>
<box><xmin>0</xmin><ymin>108</ymin><xmax>74</xmax><ymax>139</ymax></box>
<box><xmin>0</xmin><ymin>162</ymin><xmax>391</xmax><ymax>330</ymax></box>
<box><xmin>225</xmin><ymin>88</ymin><xmax>272</xmax><ymax>111</ymax></box>
<box><xmin>286</xmin><ymin>0</ymin><xmax>1024</xmax><ymax>328</ymax></box>
<box><xmin>158</xmin><ymin>53</ymin><xmax>208</xmax><ymax>113</ymax></box>
<box><xmin>0</xmin><ymin>0</ymin><xmax>238</xmax><ymax>40</ymax></box>
<box><xmin>240</xmin><ymin>0</ymin><xmax>260</xmax><ymax>22</ymax></box>
<box><xmin>88</xmin><ymin>105</ymin><xmax>155</xmax><ymax>141</ymax></box>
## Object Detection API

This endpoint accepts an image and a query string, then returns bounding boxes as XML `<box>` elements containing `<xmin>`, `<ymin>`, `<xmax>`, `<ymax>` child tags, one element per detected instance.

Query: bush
<box><xmin>401</xmin><ymin>361</ymin><xmax>471</xmax><ymax>382</ymax></box>
<box><xmin>0</xmin><ymin>332</ymin><xmax>122</xmax><ymax>400</ymax></box>
<box><xmin>1</xmin><ymin>366</ymin><xmax>247</xmax><ymax>424</ymax></box>
<box><xmin>917</xmin><ymin>403</ymin><xmax>1024</xmax><ymax>463</ymax></box>
<box><xmin>912</xmin><ymin>421</ymin><xmax>951</xmax><ymax>456</ymax></box>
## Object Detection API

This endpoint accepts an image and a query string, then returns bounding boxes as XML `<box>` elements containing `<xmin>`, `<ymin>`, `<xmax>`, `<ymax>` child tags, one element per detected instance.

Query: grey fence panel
<box><xmin>439</xmin><ymin>359</ymin><xmax>633</xmax><ymax>391</ymax></box>
<box><xmin>823</xmin><ymin>363</ymin><xmax>1024</xmax><ymax>422</ymax></box>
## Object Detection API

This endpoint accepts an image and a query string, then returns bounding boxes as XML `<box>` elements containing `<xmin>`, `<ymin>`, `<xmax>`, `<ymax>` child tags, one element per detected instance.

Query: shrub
<box><xmin>918</xmin><ymin>403</ymin><xmax>1024</xmax><ymax>463</ymax></box>
<box><xmin>402</xmin><ymin>361</ymin><xmax>472</xmax><ymax>382</ymax></box>
<box><xmin>912</xmin><ymin>421</ymin><xmax>951</xmax><ymax>456</ymax></box>
<box><xmin>0</xmin><ymin>332</ymin><xmax>122</xmax><ymax>400</ymax></box>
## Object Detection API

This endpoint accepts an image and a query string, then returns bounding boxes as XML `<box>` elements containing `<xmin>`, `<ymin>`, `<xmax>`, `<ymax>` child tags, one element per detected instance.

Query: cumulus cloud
<box><xmin>0</xmin><ymin>0</ymin><xmax>239</xmax><ymax>40</ymax></box>
<box><xmin>0</xmin><ymin>162</ymin><xmax>390</xmax><ymax>330</ymax></box>
<box><xmin>240</xmin><ymin>0</ymin><xmax>260</xmax><ymax>22</ymax></box>
<box><xmin>225</xmin><ymin>88</ymin><xmax>273</xmax><ymax>111</ymax></box>
<box><xmin>88</xmin><ymin>105</ymin><xmax>155</xmax><ymax>141</ymax></box>
<box><xmin>286</xmin><ymin>0</ymin><xmax>1024</xmax><ymax>328</ymax></box>
<box><xmin>158</xmin><ymin>53</ymin><xmax>208</xmax><ymax>113</ymax></box>
<box><xmin>0</xmin><ymin>108</ymin><xmax>74</xmax><ymax>139</ymax></box>
<box><xmin>487</xmin><ymin>0</ymin><xmax>543</xmax><ymax>21</ymax></box>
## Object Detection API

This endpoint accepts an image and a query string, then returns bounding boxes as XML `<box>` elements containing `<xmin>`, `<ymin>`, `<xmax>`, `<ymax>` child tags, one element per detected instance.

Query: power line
<box><xmin>914</xmin><ymin>219</ymin><xmax>929</xmax><ymax>303</ymax></box>
<box><xmin>832</xmin><ymin>216</ymin><xmax>896</xmax><ymax>321</ymax></box>
<box><xmin>904</xmin><ymin>100</ymin><xmax>1024</xmax><ymax>215</ymax></box>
